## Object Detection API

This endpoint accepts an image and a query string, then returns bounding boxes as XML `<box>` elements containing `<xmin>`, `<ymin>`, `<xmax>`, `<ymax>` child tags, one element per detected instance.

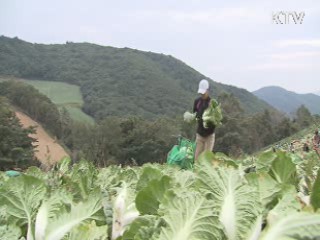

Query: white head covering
<box><xmin>197</xmin><ymin>79</ymin><xmax>209</xmax><ymax>94</ymax></box>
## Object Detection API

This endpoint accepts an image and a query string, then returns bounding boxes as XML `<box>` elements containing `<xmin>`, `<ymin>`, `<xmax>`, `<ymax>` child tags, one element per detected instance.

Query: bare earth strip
<box><xmin>15</xmin><ymin>111</ymin><xmax>69</xmax><ymax>165</ymax></box>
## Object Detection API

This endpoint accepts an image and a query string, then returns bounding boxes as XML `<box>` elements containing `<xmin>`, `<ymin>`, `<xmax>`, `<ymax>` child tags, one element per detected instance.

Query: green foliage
<box><xmin>295</xmin><ymin>104</ymin><xmax>314</xmax><ymax>129</ymax></box>
<box><xmin>135</xmin><ymin>175</ymin><xmax>172</xmax><ymax>215</ymax></box>
<box><xmin>0</xmin><ymin>97</ymin><xmax>36</xmax><ymax>169</ymax></box>
<box><xmin>69</xmin><ymin>117</ymin><xmax>180</xmax><ymax>166</ymax></box>
<box><xmin>158</xmin><ymin>193</ymin><xmax>223</xmax><ymax>240</ymax></box>
<box><xmin>0</xmin><ymin>81</ymin><xmax>63</xmax><ymax>138</ymax></box>
<box><xmin>15</xmin><ymin>79</ymin><xmax>84</xmax><ymax>105</ymax></box>
<box><xmin>261</xmin><ymin>213</ymin><xmax>320</xmax><ymax>240</ymax></box>
<box><xmin>215</xmin><ymin>93</ymin><xmax>300</xmax><ymax>155</ymax></box>
<box><xmin>310</xmin><ymin>168</ymin><xmax>320</xmax><ymax>211</ymax></box>
<box><xmin>0</xmin><ymin>149</ymin><xmax>319</xmax><ymax>239</ymax></box>
<box><xmin>122</xmin><ymin>215</ymin><xmax>163</xmax><ymax>240</ymax></box>
<box><xmin>202</xmin><ymin>99</ymin><xmax>223</xmax><ymax>128</ymax></box>
<box><xmin>0</xmin><ymin>175</ymin><xmax>46</xmax><ymax>239</ymax></box>
<box><xmin>42</xmin><ymin>190</ymin><xmax>103</xmax><ymax>240</ymax></box>
<box><xmin>68</xmin><ymin>221</ymin><xmax>108</xmax><ymax>240</ymax></box>
<box><xmin>255</xmin><ymin>151</ymin><xmax>278</xmax><ymax>171</ymax></box>
<box><xmin>196</xmin><ymin>159</ymin><xmax>261</xmax><ymax>240</ymax></box>
<box><xmin>268</xmin><ymin>151</ymin><xmax>297</xmax><ymax>185</ymax></box>
<box><xmin>64</xmin><ymin>105</ymin><xmax>94</xmax><ymax>125</ymax></box>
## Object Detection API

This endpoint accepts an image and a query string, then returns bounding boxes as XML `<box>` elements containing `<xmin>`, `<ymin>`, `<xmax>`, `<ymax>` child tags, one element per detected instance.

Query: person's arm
<box><xmin>193</xmin><ymin>99</ymin><xmax>197</xmax><ymax>113</ymax></box>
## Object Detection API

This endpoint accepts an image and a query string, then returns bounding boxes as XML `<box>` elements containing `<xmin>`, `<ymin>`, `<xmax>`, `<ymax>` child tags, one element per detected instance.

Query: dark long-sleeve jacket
<box><xmin>193</xmin><ymin>97</ymin><xmax>215</xmax><ymax>137</ymax></box>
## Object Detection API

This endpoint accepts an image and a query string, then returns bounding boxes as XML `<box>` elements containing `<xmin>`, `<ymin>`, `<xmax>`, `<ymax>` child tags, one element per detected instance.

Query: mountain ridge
<box><xmin>314</xmin><ymin>90</ymin><xmax>320</xmax><ymax>96</ymax></box>
<box><xmin>253</xmin><ymin>86</ymin><xmax>320</xmax><ymax>115</ymax></box>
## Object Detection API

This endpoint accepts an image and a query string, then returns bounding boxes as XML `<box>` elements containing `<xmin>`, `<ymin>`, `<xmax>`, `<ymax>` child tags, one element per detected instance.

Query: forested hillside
<box><xmin>0</xmin><ymin>36</ymin><xmax>273</xmax><ymax>119</ymax></box>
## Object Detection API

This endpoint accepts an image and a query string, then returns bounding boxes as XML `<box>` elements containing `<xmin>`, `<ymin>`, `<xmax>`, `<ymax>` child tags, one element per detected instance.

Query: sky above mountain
<box><xmin>1</xmin><ymin>0</ymin><xmax>319</xmax><ymax>94</ymax></box>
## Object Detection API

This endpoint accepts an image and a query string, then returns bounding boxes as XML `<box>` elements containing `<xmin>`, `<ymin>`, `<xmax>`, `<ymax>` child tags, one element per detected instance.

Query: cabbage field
<box><xmin>0</xmin><ymin>149</ymin><xmax>319</xmax><ymax>240</ymax></box>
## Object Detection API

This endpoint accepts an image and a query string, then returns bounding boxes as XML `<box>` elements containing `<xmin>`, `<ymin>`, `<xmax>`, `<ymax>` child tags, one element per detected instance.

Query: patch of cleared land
<box><xmin>15</xmin><ymin>111</ymin><xmax>69</xmax><ymax>165</ymax></box>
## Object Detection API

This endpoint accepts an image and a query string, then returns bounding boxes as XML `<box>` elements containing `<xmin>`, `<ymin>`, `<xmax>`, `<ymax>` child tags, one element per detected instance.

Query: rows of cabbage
<box><xmin>269</xmin><ymin>124</ymin><xmax>319</xmax><ymax>153</ymax></box>
<box><xmin>0</xmin><ymin>149</ymin><xmax>320</xmax><ymax>240</ymax></box>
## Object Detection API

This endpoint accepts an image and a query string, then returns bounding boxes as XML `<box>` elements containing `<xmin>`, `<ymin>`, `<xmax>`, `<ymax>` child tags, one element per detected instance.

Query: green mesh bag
<box><xmin>167</xmin><ymin>137</ymin><xmax>196</xmax><ymax>169</ymax></box>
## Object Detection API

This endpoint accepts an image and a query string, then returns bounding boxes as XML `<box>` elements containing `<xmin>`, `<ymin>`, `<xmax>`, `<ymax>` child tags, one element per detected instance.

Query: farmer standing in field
<box><xmin>193</xmin><ymin>79</ymin><xmax>216</xmax><ymax>161</ymax></box>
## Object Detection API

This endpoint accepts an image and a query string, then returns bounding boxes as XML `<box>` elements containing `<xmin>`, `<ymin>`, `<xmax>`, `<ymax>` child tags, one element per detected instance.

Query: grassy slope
<box><xmin>0</xmin><ymin>77</ymin><xmax>94</xmax><ymax>125</ymax></box>
<box><xmin>22</xmin><ymin>80</ymin><xmax>83</xmax><ymax>105</ymax></box>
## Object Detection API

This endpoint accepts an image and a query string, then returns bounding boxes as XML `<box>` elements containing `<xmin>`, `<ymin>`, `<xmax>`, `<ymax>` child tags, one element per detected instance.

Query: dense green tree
<box><xmin>66</xmin><ymin>116</ymin><xmax>180</xmax><ymax>166</ymax></box>
<box><xmin>119</xmin><ymin>117</ymin><xmax>179</xmax><ymax>165</ymax></box>
<box><xmin>59</xmin><ymin>107</ymin><xmax>73</xmax><ymax>145</ymax></box>
<box><xmin>0</xmin><ymin>97</ymin><xmax>36</xmax><ymax>170</ymax></box>
<box><xmin>276</xmin><ymin>117</ymin><xmax>298</xmax><ymax>139</ymax></box>
<box><xmin>215</xmin><ymin>93</ymin><xmax>246</xmax><ymax>155</ymax></box>
<box><xmin>295</xmin><ymin>105</ymin><xmax>314</xmax><ymax>129</ymax></box>
<box><xmin>214</xmin><ymin>95</ymin><xmax>302</xmax><ymax>156</ymax></box>
<box><xmin>218</xmin><ymin>92</ymin><xmax>244</xmax><ymax>118</ymax></box>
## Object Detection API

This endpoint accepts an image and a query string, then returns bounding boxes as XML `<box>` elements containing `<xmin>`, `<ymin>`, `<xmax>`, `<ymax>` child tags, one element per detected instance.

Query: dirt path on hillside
<box><xmin>15</xmin><ymin>111</ymin><xmax>69</xmax><ymax>166</ymax></box>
